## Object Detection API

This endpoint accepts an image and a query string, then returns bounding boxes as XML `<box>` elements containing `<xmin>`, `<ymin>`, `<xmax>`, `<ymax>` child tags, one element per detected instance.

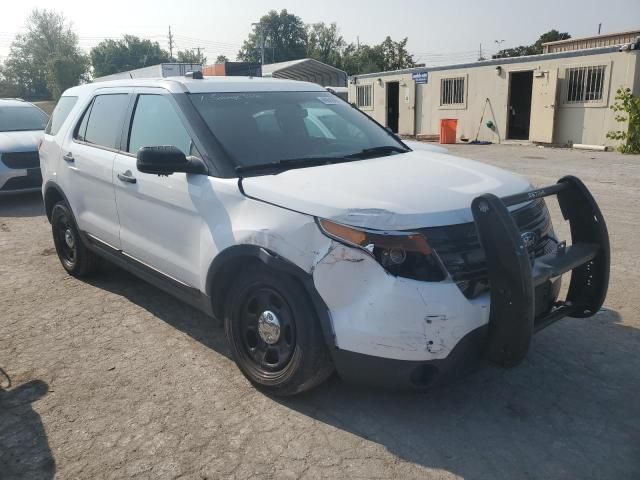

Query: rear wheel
<box><xmin>51</xmin><ymin>201</ymin><xmax>99</xmax><ymax>277</ymax></box>
<box><xmin>224</xmin><ymin>264</ymin><xmax>333</xmax><ymax>396</ymax></box>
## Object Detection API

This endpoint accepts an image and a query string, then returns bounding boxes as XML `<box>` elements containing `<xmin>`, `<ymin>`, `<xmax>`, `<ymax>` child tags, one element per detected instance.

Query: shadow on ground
<box><xmin>0</xmin><ymin>192</ymin><xmax>44</xmax><ymax>218</ymax></box>
<box><xmin>85</xmin><ymin>265</ymin><xmax>640</xmax><ymax>479</ymax></box>
<box><xmin>85</xmin><ymin>264</ymin><xmax>232</xmax><ymax>360</ymax></box>
<box><xmin>278</xmin><ymin>308</ymin><xmax>640</xmax><ymax>479</ymax></box>
<box><xmin>0</xmin><ymin>372</ymin><xmax>55</xmax><ymax>479</ymax></box>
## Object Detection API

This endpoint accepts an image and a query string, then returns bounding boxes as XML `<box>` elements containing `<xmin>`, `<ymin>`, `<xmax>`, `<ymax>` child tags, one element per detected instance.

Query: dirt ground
<box><xmin>1</xmin><ymin>144</ymin><xmax>639</xmax><ymax>479</ymax></box>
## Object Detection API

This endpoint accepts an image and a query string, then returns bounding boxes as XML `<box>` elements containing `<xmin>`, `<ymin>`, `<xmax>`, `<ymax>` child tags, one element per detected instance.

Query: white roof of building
<box><xmin>261</xmin><ymin>58</ymin><xmax>347</xmax><ymax>87</ymax></box>
<box><xmin>352</xmin><ymin>45</ymin><xmax>626</xmax><ymax>79</ymax></box>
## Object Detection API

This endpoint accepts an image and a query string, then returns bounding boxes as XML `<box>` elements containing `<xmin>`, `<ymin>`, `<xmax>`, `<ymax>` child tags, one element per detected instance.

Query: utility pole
<box><xmin>598</xmin><ymin>23</ymin><xmax>602</xmax><ymax>35</ymax></box>
<box><xmin>195</xmin><ymin>47</ymin><xmax>204</xmax><ymax>63</ymax></box>
<box><xmin>478</xmin><ymin>43</ymin><xmax>486</xmax><ymax>61</ymax></box>
<box><xmin>168</xmin><ymin>26</ymin><xmax>174</xmax><ymax>60</ymax></box>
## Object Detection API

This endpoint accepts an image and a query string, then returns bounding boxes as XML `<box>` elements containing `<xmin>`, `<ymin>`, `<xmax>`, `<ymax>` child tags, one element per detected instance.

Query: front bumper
<box><xmin>313</xmin><ymin>175</ymin><xmax>609</xmax><ymax>388</ymax></box>
<box><xmin>331</xmin><ymin>324</ymin><xmax>489</xmax><ymax>389</ymax></box>
<box><xmin>0</xmin><ymin>161</ymin><xmax>42</xmax><ymax>194</ymax></box>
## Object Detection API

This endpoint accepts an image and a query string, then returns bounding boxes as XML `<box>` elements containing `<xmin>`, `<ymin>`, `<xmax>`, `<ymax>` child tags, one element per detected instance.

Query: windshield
<box><xmin>188</xmin><ymin>91</ymin><xmax>407</xmax><ymax>170</ymax></box>
<box><xmin>0</xmin><ymin>105</ymin><xmax>49</xmax><ymax>132</ymax></box>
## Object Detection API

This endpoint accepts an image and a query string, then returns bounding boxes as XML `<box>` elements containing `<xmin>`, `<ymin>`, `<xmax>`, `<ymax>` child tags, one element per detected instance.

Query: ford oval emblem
<box><xmin>521</xmin><ymin>231</ymin><xmax>537</xmax><ymax>249</ymax></box>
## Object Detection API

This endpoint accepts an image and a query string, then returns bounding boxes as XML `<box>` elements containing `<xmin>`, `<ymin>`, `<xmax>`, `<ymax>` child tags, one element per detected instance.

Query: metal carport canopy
<box><xmin>261</xmin><ymin>58</ymin><xmax>347</xmax><ymax>87</ymax></box>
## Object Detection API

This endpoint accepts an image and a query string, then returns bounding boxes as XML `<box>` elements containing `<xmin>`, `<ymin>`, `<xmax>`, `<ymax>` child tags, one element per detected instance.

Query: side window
<box><xmin>74</xmin><ymin>99</ymin><xmax>93</xmax><ymax>142</ymax></box>
<box><xmin>83</xmin><ymin>94</ymin><xmax>129</xmax><ymax>149</ymax></box>
<box><xmin>128</xmin><ymin>95</ymin><xmax>193</xmax><ymax>155</ymax></box>
<box><xmin>45</xmin><ymin>96</ymin><xmax>77</xmax><ymax>135</ymax></box>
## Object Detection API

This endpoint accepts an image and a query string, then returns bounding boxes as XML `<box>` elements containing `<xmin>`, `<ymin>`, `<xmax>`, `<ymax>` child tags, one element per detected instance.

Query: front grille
<box><xmin>422</xmin><ymin>199</ymin><xmax>555</xmax><ymax>298</ymax></box>
<box><xmin>1</xmin><ymin>151</ymin><xmax>40</xmax><ymax>169</ymax></box>
<box><xmin>1</xmin><ymin>169</ymin><xmax>42</xmax><ymax>191</ymax></box>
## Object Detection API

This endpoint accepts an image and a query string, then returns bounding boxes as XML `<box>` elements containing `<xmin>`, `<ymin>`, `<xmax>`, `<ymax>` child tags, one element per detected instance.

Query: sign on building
<box><xmin>412</xmin><ymin>71</ymin><xmax>428</xmax><ymax>84</ymax></box>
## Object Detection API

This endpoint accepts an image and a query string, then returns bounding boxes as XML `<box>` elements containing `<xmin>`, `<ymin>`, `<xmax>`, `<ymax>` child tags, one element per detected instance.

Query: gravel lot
<box><xmin>1</xmin><ymin>144</ymin><xmax>639</xmax><ymax>479</ymax></box>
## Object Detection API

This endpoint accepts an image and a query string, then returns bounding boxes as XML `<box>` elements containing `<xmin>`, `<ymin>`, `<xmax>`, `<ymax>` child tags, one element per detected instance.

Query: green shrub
<box><xmin>607</xmin><ymin>87</ymin><xmax>640</xmax><ymax>154</ymax></box>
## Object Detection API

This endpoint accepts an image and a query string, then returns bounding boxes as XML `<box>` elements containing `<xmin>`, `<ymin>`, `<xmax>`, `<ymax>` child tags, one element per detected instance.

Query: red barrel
<box><xmin>440</xmin><ymin>119</ymin><xmax>458</xmax><ymax>144</ymax></box>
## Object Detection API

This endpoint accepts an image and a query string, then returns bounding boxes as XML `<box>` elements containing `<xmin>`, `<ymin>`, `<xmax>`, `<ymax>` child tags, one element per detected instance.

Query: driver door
<box><xmin>113</xmin><ymin>89</ymin><xmax>208</xmax><ymax>287</ymax></box>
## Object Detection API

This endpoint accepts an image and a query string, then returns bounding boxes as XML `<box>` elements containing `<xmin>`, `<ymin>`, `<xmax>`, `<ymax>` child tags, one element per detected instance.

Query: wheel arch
<box><xmin>43</xmin><ymin>181</ymin><xmax>70</xmax><ymax>222</ymax></box>
<box><xmin>206</xmin><ymin>245</ymin><xmax>336</xmax><ymax>348</ymax></box>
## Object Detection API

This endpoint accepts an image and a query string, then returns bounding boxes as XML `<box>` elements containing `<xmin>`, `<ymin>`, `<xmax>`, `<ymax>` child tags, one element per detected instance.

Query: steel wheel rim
<box><xmin>237</xmin><ymin>285</ymin><xmax>297</xmax><ymax>374</ymax></box>
<box><xmin>55</xmin><ymin>213</ymin><xmax>76</xmax><ymax>267</ymax></box>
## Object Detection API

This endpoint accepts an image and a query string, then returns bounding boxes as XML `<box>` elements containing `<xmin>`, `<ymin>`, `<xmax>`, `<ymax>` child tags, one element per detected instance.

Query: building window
<box><xmin>440</xmin><ymin>77</ymin><xmax>465</xmax><ymax>106</ymax></box>
<box><xmin>565</xmin><ymin>65</ymin><xmax>606</xmax><ymax>103</ymax></box>
<box><xmin>356</xmin><ymin>85</ymin><xmax>373</xmax><ymax>108</ymax></box>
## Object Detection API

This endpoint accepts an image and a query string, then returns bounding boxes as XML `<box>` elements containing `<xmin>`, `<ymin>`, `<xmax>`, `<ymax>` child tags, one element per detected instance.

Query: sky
<box><xmin>0</xmin><ymin>0</ymin><xmax>638</xmax><ymax>66</ymax></box>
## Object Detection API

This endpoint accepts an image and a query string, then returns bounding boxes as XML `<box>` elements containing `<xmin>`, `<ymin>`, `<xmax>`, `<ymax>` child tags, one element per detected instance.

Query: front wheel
<box><xmin>51</xmin><ymin>201</ymin><xmax>99</xmax><ymax>277</ymax></box>
<box><xmin>224</xmin><ymin>265</ymin><xmax>333</xmax><ymax>396</ymax></box>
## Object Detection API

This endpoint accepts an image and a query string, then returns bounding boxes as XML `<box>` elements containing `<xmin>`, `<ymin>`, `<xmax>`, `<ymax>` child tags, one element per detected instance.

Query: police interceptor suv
<box><xmin>40</xmin><ymin>75</ymin><xmax>610</xmax><ymax>395</ymax></box>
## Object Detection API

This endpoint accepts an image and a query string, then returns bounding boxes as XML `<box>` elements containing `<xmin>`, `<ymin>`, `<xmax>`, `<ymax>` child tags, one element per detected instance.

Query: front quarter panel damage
<box><xmin>313</xmin><ymin>243</ymin><xmax>490</xmax><ymax>361</ymax></box>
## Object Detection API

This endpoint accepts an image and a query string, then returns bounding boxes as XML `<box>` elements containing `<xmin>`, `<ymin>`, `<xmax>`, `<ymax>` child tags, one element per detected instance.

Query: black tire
<box><xmin>224</xmin><ymin>264</ymin><xmax>333</xmax><ymax>396</ymax></box>
<box><xmin>51</xmin><ymin>201</ymin><xmax>99</xmax><ymax>277</ymax></box>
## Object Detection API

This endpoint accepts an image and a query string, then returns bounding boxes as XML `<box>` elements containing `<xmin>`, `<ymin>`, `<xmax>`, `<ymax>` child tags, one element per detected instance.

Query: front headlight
<box><xmin>317</xmin><ymin>218</ymin><xmax>445</xmax><ymax>282</ymax></box>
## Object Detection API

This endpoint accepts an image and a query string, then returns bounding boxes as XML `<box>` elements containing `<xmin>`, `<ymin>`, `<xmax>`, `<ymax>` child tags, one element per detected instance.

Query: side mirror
<box><xmin>136</xmin><ymin>146</ymin><xmax>206</xmax><ymax>175</ymax></box>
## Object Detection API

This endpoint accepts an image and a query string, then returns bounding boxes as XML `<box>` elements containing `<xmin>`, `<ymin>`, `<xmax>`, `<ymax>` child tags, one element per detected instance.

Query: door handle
<box><xmin>63</xmin><ymin>152</ymin><xmax>74</xmax><ymax>163</ymax></box>
<box><xmin>117</xmin><ymin>170</ymin><xmax>137</xmax><ymax>184</ymax></box>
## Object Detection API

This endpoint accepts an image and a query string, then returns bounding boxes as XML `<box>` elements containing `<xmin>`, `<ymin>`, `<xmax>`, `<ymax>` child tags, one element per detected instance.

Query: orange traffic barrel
<box><xmin>440</xmin><ymin>119</ymin><xmax>457</xmax><ymax>144</ymax></box>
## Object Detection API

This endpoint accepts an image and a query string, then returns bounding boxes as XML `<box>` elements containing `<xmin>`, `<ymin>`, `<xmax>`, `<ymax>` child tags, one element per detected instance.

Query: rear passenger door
<box><xmin>63</xmin><ymin>91</ymin><xmax>131</xmax><ymax>248</ymax></box>
<box><xmin>113</xmin><ymin>89</ymin><xmax>207</xmax><ymax>287</ymax></box>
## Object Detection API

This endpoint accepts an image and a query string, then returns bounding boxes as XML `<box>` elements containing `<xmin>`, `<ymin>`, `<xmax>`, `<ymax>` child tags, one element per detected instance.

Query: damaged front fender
<box><xmin>313</xmin><ymin>243</ymin><xmax>491</xmax><ymax>362</ymax></box>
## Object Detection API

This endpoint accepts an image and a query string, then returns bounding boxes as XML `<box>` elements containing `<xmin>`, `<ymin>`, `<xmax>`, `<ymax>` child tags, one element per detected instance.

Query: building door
<box><xmin>507</xmin><ymin>71</ymin><xmax>534</xmax><ymax>140</ymax></box>
<box><xmin>529</xmin><ymin>68</ymin><xmax>559</xmax><ymax>143</ymax></box>
<box><xmin>386</xmin><ymin>82</ymin><xmax>400</xmax><ymax>133</ymax></box>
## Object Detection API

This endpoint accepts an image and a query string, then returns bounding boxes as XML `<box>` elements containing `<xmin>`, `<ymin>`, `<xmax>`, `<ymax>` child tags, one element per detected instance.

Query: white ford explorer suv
<box><xmin>40</xmin><ymin>75</ymin><xmax>610</xmax><ymax>395</ymax></box>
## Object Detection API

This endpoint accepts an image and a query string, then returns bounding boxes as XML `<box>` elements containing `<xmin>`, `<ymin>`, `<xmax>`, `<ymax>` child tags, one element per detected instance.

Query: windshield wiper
<box><xmin>236</xmin><ymin>146</ymin><xmax>411</xmax><ymax>176</ymax></box>
<box><xmin>236</xmin><ymin>156</ymin><xmax>351</xmax><ymax>175</ymax></box>
<box><xmin>344</xmin><ymin>145</ymin><xmax>410</xmax><ymax>159</ymax></box>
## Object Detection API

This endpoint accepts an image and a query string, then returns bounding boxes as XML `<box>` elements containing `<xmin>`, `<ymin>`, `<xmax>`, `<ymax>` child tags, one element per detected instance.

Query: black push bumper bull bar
<box><xmin>471</xmin><ymin>175</ymin><xmax>610</xmax><ymax>367</ymax></box>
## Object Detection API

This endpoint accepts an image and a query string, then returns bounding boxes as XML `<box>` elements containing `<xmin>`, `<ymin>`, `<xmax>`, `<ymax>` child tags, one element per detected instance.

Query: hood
<box><xmin>0</xmin><ymin>130</ymin><xmax>43</xmax><ymax>153</ymax></box>
<box><xmin>241</xmin><ymin>150</ymin><xmax>532</xmax><ymax>230</ymax></box>
<box><xmin>403</xmin><ymin>139</ymin><xmax>449</xmax><ymax>155</ymax></box>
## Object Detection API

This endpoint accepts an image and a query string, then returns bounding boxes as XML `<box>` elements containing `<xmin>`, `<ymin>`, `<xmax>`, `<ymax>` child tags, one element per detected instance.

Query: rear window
<box><xmin>76</xmin><ymin>94</ymin><xmax>129</xmax><ymax>149</ymax></box>
<box><xmin>45</xmin><ymin>96</ymin><xmax>77</xmax><ymax>135</ymax></box>
<box><xmin>0</xmin><ymin>105</ymin><xmax>49</xmax><ymax>133</ymax></box>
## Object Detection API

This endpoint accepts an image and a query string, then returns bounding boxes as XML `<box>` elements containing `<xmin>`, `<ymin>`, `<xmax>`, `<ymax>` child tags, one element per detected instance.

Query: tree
<box><xmin>341</xmin><ymin>44</ymin><xmax>383</xmax><ymax>75</ymax></box>
<box><xmin>237</xmin><ymin>9</ymin><xmax>307</xmax><ymax>64</ymax></box>
<box><xmin>607</xmin><ymin>88</ymin><xmax>640</xmax><ymax>154</ymax></box>
<box><xmin>0</xmin><ymin>66</ymin><xmax>21</xmax><ymax>98</ymax></box>
<box><xmin>496</xmin><ymin>29</ymin><xmax>571</xmax><ymax>57</ymax></box>
<box><xmin>46</xmin><ymin>56</ymin><xmax>89</xmax><ymax>99</ymax></box>
<box><xmin>90</xmin><ymin>35</ymin><xmax>170</xmax><ymax>78</ymax></box>
<box><xmin>215</xmin><ymin>55</ymin><xmax>229</xmax><ymax>64</ymax></box>
<box><xmin>2</xmin><ymin>9</ymin><xmax>88</xmax><ymax>100</ymax></box>
<box><xmin>176</xmin><ymin>49</ymin><xmax>206</xmax><ymax>64</ymax></box>
<box><xmin>237</xmin><ymin>10</ymin><xmax>415</xmax><ymax>74</ymax></box>
<box><xmin>340</xmin><ymin>37</ymin><xmax>415</xmax><ymax>76</ymax></box>
<box><xmin>306</xmin><ymin>22</ymin><xmax>345</xmax><ymax>66</ymax></box>
<box><xmin>378</xmin><ymin>36</ymin><xmax>415</xmax><ymax>71</ymax></box>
